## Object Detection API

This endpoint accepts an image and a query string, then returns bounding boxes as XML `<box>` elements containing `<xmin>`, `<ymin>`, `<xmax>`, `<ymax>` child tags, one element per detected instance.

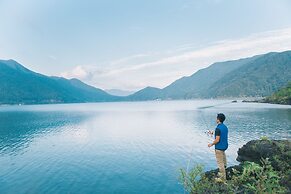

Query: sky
<box><xmin>1</xmin><ymin>0</ymin><xmax>291</xmax><ymax>91</ymax></box>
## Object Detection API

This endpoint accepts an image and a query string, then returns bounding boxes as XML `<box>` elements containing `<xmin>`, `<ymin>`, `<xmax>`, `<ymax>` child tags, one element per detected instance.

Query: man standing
<box><xmin>208</xmin><ymin>113</ymin><xmax>228</xmax><ymax>181</ymax></box>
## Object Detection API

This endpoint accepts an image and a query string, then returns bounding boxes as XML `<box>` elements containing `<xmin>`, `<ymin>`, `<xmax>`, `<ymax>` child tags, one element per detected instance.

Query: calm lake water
<box><xmin>0</xmin><ymin>100</ymin><xmax>290</xmax><ymax>194</ymax></box>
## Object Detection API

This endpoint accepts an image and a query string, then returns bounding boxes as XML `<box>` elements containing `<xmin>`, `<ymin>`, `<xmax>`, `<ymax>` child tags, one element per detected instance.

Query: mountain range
<box><xmin>127</xmin><ymin>51</ymin><xmax>291</xmax><ymax>100</ymax></box>
<box><xmin>0</xmin><ymin>59</ymin><xmax>121</xmax><ymax>104</ymax></box>
<box><xmin>0</xmin><ymin>50</ymin><xmax>290</xmax><ymax>104</ymax></box>
<box><xmin>105</xmin><ymin>89</ymin><xmax>135</xmax><ymax>96</ymax></box>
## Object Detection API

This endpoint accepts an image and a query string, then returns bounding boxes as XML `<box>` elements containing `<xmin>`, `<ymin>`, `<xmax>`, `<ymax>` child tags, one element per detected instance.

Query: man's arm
<box><xmin>208</xmin><ymin>128</ymin><xmax>221</xmax><ymax>147</ymax></box>
<box><xmin>208</xmin><ymin>136</ymin><xmax>220</xmax><ymax>147</ymax></box>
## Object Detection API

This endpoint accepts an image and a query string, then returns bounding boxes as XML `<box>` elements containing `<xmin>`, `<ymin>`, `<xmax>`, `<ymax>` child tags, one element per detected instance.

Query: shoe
<box><xmin>214</xmin><ymin>177</ymin><xmax>226</xmax><ymax>183</ymax></box>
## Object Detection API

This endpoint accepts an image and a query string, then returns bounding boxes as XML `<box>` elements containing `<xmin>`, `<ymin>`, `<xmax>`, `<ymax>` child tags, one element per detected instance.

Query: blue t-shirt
<box><xmin>214</xmin><ymin>123</ymin><xmax>228</xmax><ymax>150</ymax></box>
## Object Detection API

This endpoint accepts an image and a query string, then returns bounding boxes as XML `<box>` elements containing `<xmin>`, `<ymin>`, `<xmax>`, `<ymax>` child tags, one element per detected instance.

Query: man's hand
<box><xmin>208</xmin><ymin>136</ymin><xmax>220</xmax><ymax>148</ymax></box>
<box><xmin>206</xmin><ymin>130</ymin><xmax>214</xmax><ymax>135</ymax></box>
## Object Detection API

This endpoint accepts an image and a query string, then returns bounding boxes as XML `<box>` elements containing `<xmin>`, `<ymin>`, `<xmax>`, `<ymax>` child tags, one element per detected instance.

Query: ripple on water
<box><xmin>0</xmin><ymin>101</ymin><xmax>290</xmax><ymax>193</ymax></box>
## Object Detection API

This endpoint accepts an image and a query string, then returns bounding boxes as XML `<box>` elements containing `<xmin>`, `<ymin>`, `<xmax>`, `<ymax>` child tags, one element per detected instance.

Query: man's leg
<box><xmin>223</xmin><ymin>151</ymin><xmax>227</xmax><ymax>168</ymax></box>
<box><xmin>215</xmin><ymin>149</ymin><xmax>226</xmax><ymax>181</ymax></box>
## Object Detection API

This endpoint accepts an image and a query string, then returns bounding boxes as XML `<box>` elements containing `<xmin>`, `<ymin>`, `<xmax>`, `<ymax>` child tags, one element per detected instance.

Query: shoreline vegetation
<box><xmin>264</xmin><ymin>82</ymin><xmax>291</xmax><ymax>105</ymax></box>
<box><xmin>180</xmin><ymin>139</ymin><xmax>291</xmax><ymax>194</ymax></box>
<box><xmin>240</xmin><ymin>82</ymin><xmax>291</xmax><ymax>105</ymax></box>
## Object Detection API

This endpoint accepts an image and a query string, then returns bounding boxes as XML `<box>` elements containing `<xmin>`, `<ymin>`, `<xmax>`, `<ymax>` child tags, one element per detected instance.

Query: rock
<box><xmin>237</xmin><ymin>140</ymin><xmax>291</xmax><ymax>191</ymax></box>
<box><xmin>205</xmin><ymin>165</ymin><xmax>243</xmax><ymax>180</ymax></box>
<box><xmin>237</xmin><ymin>140</ymin><xmax>291</xmax><ymax>171</ymax></box>
<box><xmin>242</xmin><ymin>99</ymin><xmax>260</xmax><ymax>103</ymax></box>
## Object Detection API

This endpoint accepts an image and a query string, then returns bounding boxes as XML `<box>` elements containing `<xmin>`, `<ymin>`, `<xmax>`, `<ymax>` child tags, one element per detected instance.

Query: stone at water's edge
<box><xmin>236</xmin><ymin>140</ymin><xmax>291</xmax><ymax>171</ymax></box>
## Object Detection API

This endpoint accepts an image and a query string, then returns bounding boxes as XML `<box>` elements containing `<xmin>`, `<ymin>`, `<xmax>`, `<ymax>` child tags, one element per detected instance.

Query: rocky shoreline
<box><xmin>241</xmin><ymin>99</ymin><xmax>291</xmax><ymax>105</ymax></box>
<box><xmin>205</xmin><ymin>139</ymin><xmax>291</xmax><ymax>192</ymax></box>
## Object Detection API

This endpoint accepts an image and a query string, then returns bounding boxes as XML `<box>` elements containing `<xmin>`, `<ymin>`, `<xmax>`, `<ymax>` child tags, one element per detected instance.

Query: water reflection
<box><xmin>0</xmin><ymin>101</ymin><xmax>290</xmax><ymax>194</ymax></box>
<box><xmin>0</xmin><ymin>111</ymin><xmax>90</xmax><ymax>155</ymax></box>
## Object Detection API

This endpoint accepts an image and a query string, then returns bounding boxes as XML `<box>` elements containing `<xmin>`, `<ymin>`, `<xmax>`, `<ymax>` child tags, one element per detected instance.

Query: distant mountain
<box><xmin>162</xmin><ymin>55</ymin><xmax>260</xmax><ymax>99</ymax></box>
<box><xmin>0</xmin><ymin>60</ymin><xmax>121</xmax><ymax>104</ymax></box>
<box><xmin>105</xmin><ymin>89</ymin><xmax>135</xmax><ymax>96</ymax></box>
<box><xmin>205</xmin><ymin>51</ymin><xmax>291</xmax><ymax>98</ymax></box>
<box><xmin>264</xmin><ymin>82</ymin><xmax>291</xmax><ymax>105</ymax></box>
<box><xmin>128</xmin><ymin>51</ymin><xmax>291</xmax><ymax>100</ymax></box>
<box><xmin>126</xmin><ymin>87</ymin><xmax>162</xmax><ymax>101</ymax></box>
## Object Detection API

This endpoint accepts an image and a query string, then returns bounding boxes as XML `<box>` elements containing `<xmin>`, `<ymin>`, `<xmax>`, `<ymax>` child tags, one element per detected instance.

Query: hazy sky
<box><xmin>1</xmin><ymin>0</ymin><xmax>291</xmax><ymax>91</ymax></box>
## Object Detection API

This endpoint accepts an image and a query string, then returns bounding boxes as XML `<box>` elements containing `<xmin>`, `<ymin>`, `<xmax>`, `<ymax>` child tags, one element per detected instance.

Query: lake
<box><xmin>0</xmin><ymin>100</ymin><xmax>290</xmax><ymax>194</ymax></box>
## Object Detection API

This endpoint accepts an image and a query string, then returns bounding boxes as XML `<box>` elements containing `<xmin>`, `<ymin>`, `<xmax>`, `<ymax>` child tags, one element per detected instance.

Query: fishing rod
<box><xmin>197</xmin><ymin>101</ymin><xmax>232</xmax><ymax>110</ymax></box>
<box><xmin>183</xmin><ymin>110</ymin><xmax>212</xmax><ymax>194</ymax></box>
<box><xmin>183</xmin><ymin>101</ymin><xmax>230</xmax><ymax>193</ymax></box>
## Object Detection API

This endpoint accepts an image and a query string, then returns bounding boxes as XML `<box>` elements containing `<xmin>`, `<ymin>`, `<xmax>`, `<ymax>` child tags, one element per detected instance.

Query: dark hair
<box><xmin>217</xmin><ymin>113</ymin><xmax>226</xmax><ymax>123</ymax></box>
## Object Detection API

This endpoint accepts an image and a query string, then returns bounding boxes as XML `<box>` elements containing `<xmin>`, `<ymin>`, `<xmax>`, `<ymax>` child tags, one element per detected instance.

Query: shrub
<box><xmin>260</xmin><ymin>136</ymin><xmax>269</xmax><ymax>141</ymax></box>
<box><xmin>180</xmin><ymin>158</ymin><xmax>287</xmax><ymax>194</ymax></box>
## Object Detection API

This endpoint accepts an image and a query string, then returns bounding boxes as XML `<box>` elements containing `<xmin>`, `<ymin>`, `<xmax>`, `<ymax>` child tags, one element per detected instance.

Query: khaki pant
<box><xmin>215</xmin><ymin>149</ymin><xmax>227</xmax><ymax>180</ymax></box>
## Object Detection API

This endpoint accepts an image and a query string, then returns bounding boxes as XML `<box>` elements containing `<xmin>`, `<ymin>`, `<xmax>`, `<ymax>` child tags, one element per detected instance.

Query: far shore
<box><xmin>0</xmin><ymin>97</ymin><xmax>290</xmax><ymax>107</ymax></box>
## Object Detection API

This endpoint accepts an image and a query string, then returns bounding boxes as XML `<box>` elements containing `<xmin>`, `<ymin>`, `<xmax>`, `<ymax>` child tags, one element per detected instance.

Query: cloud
<box><xmin>61</xmin><ymin>66</ymin><xmax>93</xmax><ymax>80</ymax></box>
<box><xmin>61</xmin><ymin>27</ymin><xmax>291</xmax><ymax>91</ymax></box>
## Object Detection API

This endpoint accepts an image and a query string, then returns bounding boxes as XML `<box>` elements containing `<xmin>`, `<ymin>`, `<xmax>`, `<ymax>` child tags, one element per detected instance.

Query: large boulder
<box><xmin>236</xmin><ymin>140</ymin><xmax>291</xmax><ymax>171</ymax></box>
